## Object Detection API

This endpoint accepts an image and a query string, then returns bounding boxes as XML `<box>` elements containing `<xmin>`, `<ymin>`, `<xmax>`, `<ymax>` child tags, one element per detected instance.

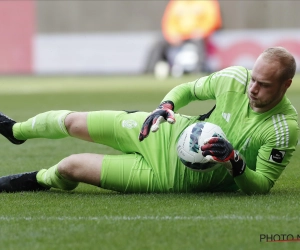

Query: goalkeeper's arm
<box><xmin>160</xmin><ymin>81</ymin><xmax>199</xmax><ymax>112</ymax></box>
<box><xmin>201</xmin><ymin>137</ymin><xmax>277</xmax><ymax>195</ymax></box>
<box><xmin>139</xmin><ymin>82</ymin><xmax>198</xmax><ymax>141</ymax></box>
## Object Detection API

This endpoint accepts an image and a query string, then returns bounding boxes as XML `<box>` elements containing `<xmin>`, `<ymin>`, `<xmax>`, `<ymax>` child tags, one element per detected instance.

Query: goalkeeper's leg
<box><xmin>0</xmin><ymin>111</ymin><xmax>93</xmax><ymax>143</ymax></box>
<box><xmin>0</xmin><ymin>152</ymin><xmax>159</xmax><ymax>193</ymax></box>
<box><xmin>37</xmin><ymin>153</ymin><xmax>103</xmax><ymax>189</ymax></box>
<box><xmin>0</xmin><ymin>153</ymin><xmax>103</xmax><ymax>192</ymax></box>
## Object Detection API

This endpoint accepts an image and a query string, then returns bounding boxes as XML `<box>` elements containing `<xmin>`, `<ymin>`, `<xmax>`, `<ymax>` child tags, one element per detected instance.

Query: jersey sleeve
<box><xmin>234</xmin><ymin>116</ymin><xmax>299</xmax><ymax>195</ymax></box>
<box><xmin>161</xmin><ymin>66</ymin><xmax>249</xmax><ymax>111</ymax></box>
<box><xmin>161</xmin><ymin>72</ymin><xmax>218</xmax><ymax>111</ymax></box>
<box><xmin>161</xmin><ymin>80</ymin><xmax>199</xmax><ymax>112</ymax></box>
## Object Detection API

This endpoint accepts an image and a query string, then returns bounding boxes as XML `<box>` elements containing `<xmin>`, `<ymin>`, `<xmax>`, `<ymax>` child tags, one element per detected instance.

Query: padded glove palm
<box><xmin>201</xmin><ymin>137</ymin><xmax>246</xmax><ymax>177</ymax></box>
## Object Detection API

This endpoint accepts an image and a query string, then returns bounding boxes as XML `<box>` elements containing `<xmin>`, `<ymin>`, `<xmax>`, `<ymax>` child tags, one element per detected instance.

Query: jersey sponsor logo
<box><xmin>269</xmin><ymin>148</ymin><xmax>286</xmax><ymax>163</ymax></box>
<box><xmin>272</xmin><ymin>114</ymin><xmax>289</xmax><ymax>147</ymax></box>
<box><xmin>122</xmin><ymin>120</ymin><xmax>137</xmax><ymax>129</ymax></box>
<box><xmin>222</xmin><ymin>112</ymin><xmax>231</xmax><ymax>122</ymax></box>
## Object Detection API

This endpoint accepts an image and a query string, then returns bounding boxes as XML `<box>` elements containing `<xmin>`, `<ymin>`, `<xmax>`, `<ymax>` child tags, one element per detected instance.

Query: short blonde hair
<box><xmin>261</xmin><ymin>47</ymin><xmax>296</xmax><ymax>81</ymax></box>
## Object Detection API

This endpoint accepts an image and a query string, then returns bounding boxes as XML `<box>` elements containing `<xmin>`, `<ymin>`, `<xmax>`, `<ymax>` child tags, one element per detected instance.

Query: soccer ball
<box><xmin>176</xmin><ymin>122</ymin><xmax>227</xmax><ymax>172</ymax></box>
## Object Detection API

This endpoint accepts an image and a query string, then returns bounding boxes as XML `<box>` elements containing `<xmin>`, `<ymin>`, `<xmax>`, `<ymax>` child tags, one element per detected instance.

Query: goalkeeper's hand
<box><xmin>201</xmin><ymin>137</ymin><xmax>246</xmax><ymax>177</ymax></box>
<box><xmin>139</xmin><ymin>101</ymin><xmax>175</xmax><ymax>141</ymax></box>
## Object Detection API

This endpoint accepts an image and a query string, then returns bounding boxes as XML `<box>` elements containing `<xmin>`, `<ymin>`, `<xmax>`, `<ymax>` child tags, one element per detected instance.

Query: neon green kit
<box><xmin>161</xmin><ymin>66</ymin><xmax>299</xmax><ymax>194</ymax></box>
<box><xmin>91</xmin><ymin>66</ymin><xmax>299</xmax><ymax>195</ymax></box>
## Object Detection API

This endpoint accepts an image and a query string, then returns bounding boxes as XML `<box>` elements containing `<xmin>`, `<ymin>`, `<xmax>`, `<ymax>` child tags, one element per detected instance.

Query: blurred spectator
<box><xmin>147</xmin><ymin>0</ymin><xmax>222</xmax><ymax>78</ymax></box>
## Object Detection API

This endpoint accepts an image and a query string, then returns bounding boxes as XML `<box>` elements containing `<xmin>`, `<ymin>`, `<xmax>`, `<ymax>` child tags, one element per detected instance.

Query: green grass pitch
<box><xmin>0</xmin><ymin>74</ymin><xmax>300</xmax><ymax>250</ymax></box>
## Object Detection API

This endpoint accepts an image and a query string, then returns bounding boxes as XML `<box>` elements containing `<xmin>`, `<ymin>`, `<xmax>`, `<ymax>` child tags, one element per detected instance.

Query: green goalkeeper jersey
<box><xmin>163</xmin><ymin>66</ymin><xmax>299</xmax><ymax>195</ymax></box>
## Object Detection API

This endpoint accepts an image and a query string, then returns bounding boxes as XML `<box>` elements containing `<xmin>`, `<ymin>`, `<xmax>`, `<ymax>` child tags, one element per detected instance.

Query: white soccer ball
<box><xmin>176</xmin><ymin>121</ymin><xmax>227</xmax><ymax>172</ymax></box>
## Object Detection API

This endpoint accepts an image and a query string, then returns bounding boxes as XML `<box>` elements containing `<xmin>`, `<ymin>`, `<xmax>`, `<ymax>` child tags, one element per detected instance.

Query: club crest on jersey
<box><xmin>269</xmin><ymin>149</ymin><xmax>286</xmax><ymax>163</ymax></box>
<box><xmin>122</xmin><ymin>120</ymin><xmax>137</xmax><ymax>129</ymax></box>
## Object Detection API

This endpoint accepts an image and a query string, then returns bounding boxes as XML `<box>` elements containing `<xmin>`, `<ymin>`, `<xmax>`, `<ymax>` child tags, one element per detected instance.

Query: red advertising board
<box><xmin>0</xmin><ymin>0</ymin><xmax>34</xmax><ymax>74</ymax></box>
<box><xmin>206</xmin><ymin>30</ymin><xmax>300</xmax><ymax>72</ymax></box>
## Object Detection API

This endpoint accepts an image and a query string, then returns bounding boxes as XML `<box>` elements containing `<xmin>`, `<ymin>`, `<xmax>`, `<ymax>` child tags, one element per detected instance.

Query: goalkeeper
<box><xmin>0</xmin><ymin>47</ymin><xmax>298</xmax><ymax>195</ymax></box>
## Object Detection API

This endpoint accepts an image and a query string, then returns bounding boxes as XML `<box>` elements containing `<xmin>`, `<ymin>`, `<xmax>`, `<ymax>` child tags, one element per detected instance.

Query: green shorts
<box><xmin>87</xmin><ymin>110</ymin><xmax>200</xmax><ymax>193</ymax></box>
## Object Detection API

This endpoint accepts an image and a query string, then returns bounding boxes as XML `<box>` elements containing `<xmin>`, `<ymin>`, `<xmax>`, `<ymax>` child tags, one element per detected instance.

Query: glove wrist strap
<box><xmin>159</xmin><ymin>100</ymin><xmax>174</xmax><ymax>110</ymax></box>
<box><xmin>229</xmin><ymin>151</ymin><xmax>246</xmax><ymax>177</ymax></box>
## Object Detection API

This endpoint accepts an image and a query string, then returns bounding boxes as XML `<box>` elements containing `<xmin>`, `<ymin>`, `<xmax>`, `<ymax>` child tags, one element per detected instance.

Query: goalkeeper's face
<box><xmin>248</xmin><ymin>56</ymin><xmax>292</xmax><ymax>113</ymax></box>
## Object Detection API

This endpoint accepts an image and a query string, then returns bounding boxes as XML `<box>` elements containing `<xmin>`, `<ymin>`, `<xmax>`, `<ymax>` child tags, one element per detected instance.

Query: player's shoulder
<box><xmin>211</xmin><ymin>66</ymin><xmax>250</xmax><ymax>86</ymax></box>
<box><xmin>274</xmin><ymin>96</ymin><xmax>299</xmax><ymax>119</ymax></box>
<box><xmin>261</xmin><ymin>112</ymin><xmax>299</xmax><ymax>147</ymax></box>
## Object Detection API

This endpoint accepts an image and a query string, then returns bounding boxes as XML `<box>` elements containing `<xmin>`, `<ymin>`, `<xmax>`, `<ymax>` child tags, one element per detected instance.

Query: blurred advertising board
<box><xmin>206</xmin><ymin>29</ymin><xmax>300</xmax><ymax>72</ymax></box>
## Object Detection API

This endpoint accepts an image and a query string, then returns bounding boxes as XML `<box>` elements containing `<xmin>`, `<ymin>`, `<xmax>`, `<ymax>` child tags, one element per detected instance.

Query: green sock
<box><xmin>36</xmin><ymin>164</ymin><xmax>79</xmax><ymax>190</ymax></box>
<box><xmin>13</xmin><ymin>110</ymin><xmax>72</xmax><ymax>140</ymax></box>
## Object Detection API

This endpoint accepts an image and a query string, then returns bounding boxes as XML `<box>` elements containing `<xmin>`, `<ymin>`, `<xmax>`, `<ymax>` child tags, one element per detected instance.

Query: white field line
<box><xmin>0</xmin><ymin>215</ymin><xmax>299</xmax><ymax>222</ymax></box>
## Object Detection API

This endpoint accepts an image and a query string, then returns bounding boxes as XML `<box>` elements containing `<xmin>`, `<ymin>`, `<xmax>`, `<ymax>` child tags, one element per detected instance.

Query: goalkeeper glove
<box><xmin>201</xmin><ymin>137</ymin><xmax>246</xmax><ymax>177</ymax></box>
<box><xmin>139</xmin><ymin>100</ymin><xmax>175</xmax><ymax>141</ymax></box>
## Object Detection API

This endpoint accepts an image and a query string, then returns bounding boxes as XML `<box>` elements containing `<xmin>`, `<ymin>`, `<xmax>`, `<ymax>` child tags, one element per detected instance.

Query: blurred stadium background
<box><xmin>1</xmin><ymin>0</ymin><xmax>300</xmax><ymax>76</ymax></box>
<box><xmin>1</xmin><ymin>2</ymin><xmax>300</xmax><ymax>249</ymax></box>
